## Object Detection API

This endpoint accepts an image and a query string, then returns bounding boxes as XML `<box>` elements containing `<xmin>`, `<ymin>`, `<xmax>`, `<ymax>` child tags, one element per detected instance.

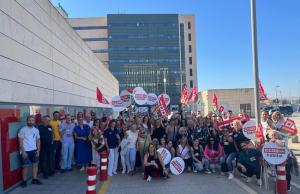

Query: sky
<box><xmin>51</xmin><ymin>0</ymin><xmax>300</xmax><ymax>99</ymax></box>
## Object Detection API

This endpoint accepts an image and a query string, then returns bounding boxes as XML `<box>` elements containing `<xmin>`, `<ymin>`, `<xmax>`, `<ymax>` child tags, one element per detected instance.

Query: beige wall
<box><xmin>67</xmin><ymin>17</ymin><xmax>109</xmax><ymax>66</ymax></box>
<box><xmin>179</xmin><ymin>15</ymin><xmax>197</xmax><ymax>92</ymax></box>
<box><xmin>0</xmin><ymin>0</ymin><xmax>118</xmax><ymax>107</ymax></box>
<box><xmin>200</xmin><ymin>88</ymin><xmax>255</xmax><ymax>116</ymax></box>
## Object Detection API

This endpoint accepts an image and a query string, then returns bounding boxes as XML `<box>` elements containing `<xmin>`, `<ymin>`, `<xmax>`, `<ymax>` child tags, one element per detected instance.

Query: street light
<box><xmin>297</xmin><ymin>80</ymin><xmax>300</xmax><ymax>104</ymax></box>
<box><xmin>275</xmin><ymin>85</ymin><xmax>280</xmax><ymax>103</ymax></box>
<box><xmin>163</xmin><ymin>71</ymin><xmax>167</xmax><ymax>94</ymax></box>
<box><xmin>250</xmin><ymin>0</ymin><xmax>261</xmax><ymax>129</ymax></box>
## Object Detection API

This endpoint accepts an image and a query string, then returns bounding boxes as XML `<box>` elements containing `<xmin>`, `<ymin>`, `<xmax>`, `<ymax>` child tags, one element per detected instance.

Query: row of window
<box><xmin>109</xmin><ymin>58</ymin><xmax>180</xmax><ymax>63</ymax></box>
<box><xmin>73</xmin><ymin>26</ymin><xmax>108</xmax><ymax>30</ymax></box>
<box><xmin>108</xmin><ymin>22</ymin><xmax>178</xmax><ymax>28</ymax></box>
<box><xmin>83</xmin><ymin>37</ymin><xmax>108</xmax><ymax>42</ymax></box>
<box><xmin>108</xmin><ymin>46</ymin><xmax>179</xmax><ymax>51</ymax></box>
<box><xmin>108</xmin><ymin>34</ymin><xmax>179</xmax><ymax>40</ymax></box>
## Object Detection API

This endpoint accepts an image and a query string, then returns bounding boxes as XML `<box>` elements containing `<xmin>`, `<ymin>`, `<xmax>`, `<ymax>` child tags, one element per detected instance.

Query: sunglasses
<box><xmin>140</xmin><ymin>132</ymin><xmax>145</xmax><ymax>135</ymax></box>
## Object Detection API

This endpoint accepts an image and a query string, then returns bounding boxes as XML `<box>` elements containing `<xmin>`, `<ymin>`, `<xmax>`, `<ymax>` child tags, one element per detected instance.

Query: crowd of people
<box><xmin>18</xmin><ymin>108</ymin><xmax>297</xmax><ymax>190</ymax></box>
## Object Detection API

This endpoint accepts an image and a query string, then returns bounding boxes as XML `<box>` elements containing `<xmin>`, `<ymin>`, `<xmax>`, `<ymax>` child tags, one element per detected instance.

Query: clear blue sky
<box><xmin>51</xmin><ymin>0</ymin><xmax>300</xmax><ymax>99</ymax></box>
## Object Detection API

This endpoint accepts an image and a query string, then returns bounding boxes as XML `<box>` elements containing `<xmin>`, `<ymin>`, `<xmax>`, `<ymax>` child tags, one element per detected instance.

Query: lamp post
<box><xmin>250</xmin><ymin>0</ymin><xmax>261</xmax><ymax>130</ymax></box>
<box><xmin>163</xmin><ymin>70</ymin><xmax>167</xmax><ymax>94</ymax></box>
<box><xmin>275</xmin><ymin>85</ymin><xmax>280</xmax><ymax>103</ymax></box>
<box><xmin>297</xmin><ymin>80</ymin><xmax>300</xmax><ymax>104</ymax></box>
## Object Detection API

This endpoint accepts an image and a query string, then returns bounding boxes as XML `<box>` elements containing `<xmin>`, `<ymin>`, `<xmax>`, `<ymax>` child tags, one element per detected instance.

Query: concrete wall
<box><xmin>179</xmin><ymin>15</ymin><xmax>198</xmax><ymax>91</ymax></box>
<box><xmin>200</xmin><ymin>88</ymin><xmax>255</xmax><ymax>116</ymax></box>
<box><xmin>0</xmin><ymin>0</ymin><xmax>118</xmax><ymax>107</ymax></box>
<box><xmin>67</xmin><ymin>17</ymin><xmax>109</xmax><ymax>66</ymax></box>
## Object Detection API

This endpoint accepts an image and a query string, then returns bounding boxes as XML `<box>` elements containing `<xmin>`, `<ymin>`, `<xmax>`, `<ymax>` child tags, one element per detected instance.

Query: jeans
<box><xmin>61</xmin><ymin>142</ymin><xmax>75</xmax><ymax>170</ymax></box>
<box><xmin>225</xmin><ymin>152</ymin><xmax>237</xmax><ymax>172</ymax></box>
<box><xmin>193</xmin><ymin>161</ymin><xmax>204</xmax><ymax>172</ymax></box>
<box><xmin>40</xmin><ymin>147</ymin><xmax>53</xmax><ymax>176</ymax></box>
<box><xmin>238</xmin><ymin>164</ymin><xmax>261</xmax><ymax>179</ymax></box>
<box><xmin>108</xmin><ymin>148</ymin><xmax>119</xmax><ymax>175</ymax></box>
<box><xmin>52</xmin><ymin>141</ymin><xmax>62</xmax><ymax>169</ymax></box>
<box><xmin>126</xmin><ymin>148</ymin><xmax>136</xmax><ymax>172</ymax></box>
<box><xmin>209</xmin><ymin>156</ymin><xmax>225</xmax><ymax>171</ymax></box>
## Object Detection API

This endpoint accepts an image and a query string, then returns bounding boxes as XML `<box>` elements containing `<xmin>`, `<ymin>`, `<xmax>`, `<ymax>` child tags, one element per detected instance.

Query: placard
<box><xmin>158</xmin><ymin>94</ymin><xmax>170</xmax><ymax>106</ymax></box>
<box><xmin>111</xmin><ymin>96</ymin><xmax>126</xmax><ymax>112</ymax></box>
<box><xmin>120</xmin><ymin>90</ymin><xmax>132</xmax><ymax>107</ymax></box>
<box><xmin>146</xmin><ymin>93</ymin><xmax>158</xmax><ymax>106</ymax></box>
<box><xmin>262</xmin><ymin>142</ymin><xmax>288</xmax><ymax>165</ymax></box>
<box><xmin>157</xmin><ymin>148</ymin><xmax>171</xmax><ymax>165</ymax></box>
<box><xmin>242</xmin><ymin>120</ymin><xmax>257</xmax><ymax>140</ymax></box>
<box><xmin>133</xmin><ymin>87</ymin><xmax>147</xmax><ymax>105</ymax></box>
<box><xmin>170</xmin><ymin>157</ymin><xmax>185</xmax><ymax>175</ymax></box>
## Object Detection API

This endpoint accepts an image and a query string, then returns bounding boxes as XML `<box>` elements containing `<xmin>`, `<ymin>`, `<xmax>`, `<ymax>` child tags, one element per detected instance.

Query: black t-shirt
<box><xmin>151</xmin><ymin>126</ymin><xmax>166</xmax><ymax>140</ymax></box>
<box><xmin>233</xmin><ymin>130</ymin><xmax>250</xmax><ymax>151</ymax></box>
<box><xmin>103</xmin><ymin>128</ymin><xmax>119</xmax><ymax>149</ymax></box>
<box><xmin>38</xmin><ymin>125</ymin><xmax>53</xmax><ymax>148</ymax></box>
<box><xmin>221</xmin><ymin>136</ymin><xmax>237</xmax><ymax>156</ymax></box>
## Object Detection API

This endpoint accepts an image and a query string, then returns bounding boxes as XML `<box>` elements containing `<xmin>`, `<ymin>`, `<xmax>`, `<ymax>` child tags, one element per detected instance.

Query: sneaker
<box><xmin>31</xmin><ymin>179</ymin><xmax>42</xmax><ymax>185</ymax></box>
<box><xmin>113</xmin><ymin>171</ymin><xmax>118</xmax><ymax>175</ymax></box>
<box><xmin>79</xmin><ymin>166</ymin><xmax>85</xmax><ymax>172</ymax></box>
<box><xmin>257</xmin><ymin>179</ymin><xmax>262</xmax><ymax>186</ymax></box>
<box><xmin>205</xmin><ymin>170</ymin><xmax>211</xmax><ymax>174</ymax></box>
<box><xmin>20</xmin><ymin>181</ymin><xmax>27</xmax><ymax>188</ymax></box>
<box><xmin>288</xmin><ymin>186</ymin><xmax>291</xmax><ymax>191</ymax></box>
<box><xmin>220</xmin><ymin>172</ymin><xmax>225</xmax><ymax>176</ymax></box>
<box><xmin>246</xmin><ymin>177</ymin><xmax>252</xmax><ymax>183</ymax></box>
<box><xmin>108</xmin><ymin>173</ymin><xmax>113</xmax><ymax>177</ymax></box>
<box><xmin>212</xmin><ymin>169</ymin><xmax>216</xmax><ymax>173</ymax></box>
<box><xmin>146</xmin><ymin>176</ymin><xmax>152</xmax><ymax>182</ymax></box>
<box><xmin>122</xmin><ymin>170</ymin><xmax>126</xmax><ymax>174</ymax></box>
<box><xmin>193</xmin><ymin>169</ymin><xmax>198</xmax><ymax>173</ymax></box>
<box><xmin>228</xmin><ymin>173</ymin><xmax>234</xmax><ymax>180</ymax></box>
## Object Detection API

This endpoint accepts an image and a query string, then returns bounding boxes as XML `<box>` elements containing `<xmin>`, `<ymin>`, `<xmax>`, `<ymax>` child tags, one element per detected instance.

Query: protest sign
<box><xmin>262</xmin><ymin>142</ymin><xmax>288</xmax><ymax>165</ymax></box>
<box><xmin>170</xmin><ymin>157</ymin><xmax>185</xmax><ymax>175</ymax></box>
<box><xmin>157</xmin><ymin>148</ymin><xmax>171</xmax><ymax>165</ymax></box>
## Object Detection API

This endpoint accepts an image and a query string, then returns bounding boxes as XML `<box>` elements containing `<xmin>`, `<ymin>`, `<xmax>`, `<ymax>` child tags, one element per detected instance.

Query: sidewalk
<box><xmin>9</xmin><ymin>169</ymin><xmax>101</xmax><ymax>194</ymax></box>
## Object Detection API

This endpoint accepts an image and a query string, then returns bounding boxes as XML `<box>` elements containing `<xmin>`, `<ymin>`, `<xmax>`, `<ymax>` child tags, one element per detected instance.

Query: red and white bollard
<box><xmin>86</xmin><ymin>166</ymin><xmax>97</xmax><ymax>194</ymax></box>
<box><xmin>99</xmin><ymin>151</ymin><xmax>108</xmax><ymax>181</ymax></box>
<box><xmin>276</xmin><ymin>162</ymin><xmax>287</xmax><ymax>194</ymax></box>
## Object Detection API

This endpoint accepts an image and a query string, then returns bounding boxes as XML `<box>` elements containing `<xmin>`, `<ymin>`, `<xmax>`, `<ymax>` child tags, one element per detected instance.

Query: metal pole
<box><xmin>163</xmin><ymin>70</ymin><xmax>167</xmax><ymax>94</ymax></box>
<box><xmin>250</xmin><ymin>0</ymin><xmax>261</xmax><ymax>127</ymax></box>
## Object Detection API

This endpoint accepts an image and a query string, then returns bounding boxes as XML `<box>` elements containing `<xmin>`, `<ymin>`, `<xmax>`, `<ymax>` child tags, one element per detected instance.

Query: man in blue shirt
<box><xmin>237</xmin><ymin>142</ymin><xmax>262</xmax><ymax>185</ymax></box>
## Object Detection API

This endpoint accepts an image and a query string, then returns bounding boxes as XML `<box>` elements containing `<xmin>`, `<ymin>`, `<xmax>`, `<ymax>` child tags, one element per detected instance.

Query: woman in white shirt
<box><xmin>125</xmin><ymin>124</ymin><xmax>139</xmax><ymax>175</ymax></box>
<box><xmin>272</xmin><ymin>111</ymin><xmax>285</xmax><ymax>130</ymax></box>
<box><xmin>176</xmin><ymin>136</ymin><xmax>193</xmax><ymax>172</ymax></box>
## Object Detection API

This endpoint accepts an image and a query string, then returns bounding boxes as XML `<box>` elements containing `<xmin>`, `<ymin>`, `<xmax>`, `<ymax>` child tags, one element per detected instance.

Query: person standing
<box><xmin>104</xmin><ymin>119</ymin><xmax>120</xmax><ymax>176</ymax></box>
<box><xmin>59</xmin><ymin>114</ymin><xmax>75</xmax><ymax>173</ymax></box>
<box><xmin>38</xmin><ymin>115</ymin><xmax>54</xmax><ymax>179</ymax></box>
<box><xmin>74</xmin><ymin>118</ymin><xmax>92</xmax><ymax>171</ymax></box>
<box><xmin>126</xmin><ymin>124</ymin><xmax>139</xmax><ymax>175</ymax></box>
<box><xmin>49</xmin><ymin>111</ymin><xmax>61</xmax><ymax>170</ymax></box>
<box><xmin>18</xmin><ymin>116</ymin><xmax>42</xmax><ymax>187</ymax></box>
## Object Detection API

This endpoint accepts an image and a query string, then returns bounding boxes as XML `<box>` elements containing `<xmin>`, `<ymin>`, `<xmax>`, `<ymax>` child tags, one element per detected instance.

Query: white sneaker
<box><xmin>113</xmin><ymin>171</ymin><xmax>118</xmax><ymax>175</ymax></box>
<box><xmin>122</xmin><ymin>170</ymin><xmax>126</xmax><ymax>174</ymax></box>
<box><xmin>220</xmin><ymin>172</ymin><xmax>225</xmax><ymax>176</ymax></box>
<box><xmin>257</xmin><ymin>179</ymin><xmax>262</xmax><ymax>186</ymax></box>
<box><xmin>205</xmin><ymin>170</ymin><xmax>211</xmax><ymax>174</ymax></box>
<box><xmin>80</xmin><ymin>166</ymin><xmax>85</xmax><ymax>172</ymax></box>
<box><xmin>246</xmin><ymin>177</ymin><xmax>252</xmax><ymax>183</ymax></box>
<box><xmin>108</xmin><ymin>173</ymin><xmax>113</xmax><ymax>177</ymax></box>
<box><xmin>228</xmin><ymin>173</ymin><xmax>234</xmax><ymax>180</ymax></box>
<box><xmin>212</xmin><ymin>169</ymin><xmax>216</xmax><ymax>173</ymax></box>
<box><xmin>146</xmin><ymin>176</ymin><xmax>152</xmax><ymax>182</ymax></box>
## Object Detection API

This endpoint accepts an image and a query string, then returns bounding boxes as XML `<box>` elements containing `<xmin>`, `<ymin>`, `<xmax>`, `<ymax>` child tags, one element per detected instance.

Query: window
<box><xmin>190</xmin><ymin>80</ymin><xmax>193</xmax><ymax>88</ymax></box>
<box><xmin>189</xmin><ymin>69</ymin><xmax>193</xmax><ymax>76</ymax></box>
<box><xmin>188</xmin><ymin>22</ymin><xmax>191</xmax><ymax>29</ymax></box>
<box><xmin>240</xmin><ymin>104</ymin><xmax>251</xmax><ymax>117</ymax></box>
<box><xmin>72</xmin><ymin>26</ymin><xmax>108</xmax><ymax>30</ymax></box>
<box><xmin>189</xmin><ymin>45</ymin><xmax>192</xmax><ymax>53</ymax></box>
<box><xmin>188</xmin><ymin>33</ymin><xmax>192</xmax><ymax>41</ymax></box>
<box><xmin>189</xmin><ymin>57</ymin><xmax>192</xmax><ymax>65</ymax></box>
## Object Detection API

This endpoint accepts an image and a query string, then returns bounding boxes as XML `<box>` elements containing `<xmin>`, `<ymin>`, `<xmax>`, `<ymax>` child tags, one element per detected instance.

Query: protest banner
<box><xmin>170</xmin><ymin>157</ymin><xmax>185</xmax><ymax>175</ymax></box>
<box><xmin>281</xmin><ymin>118</ymin><xmax>298</xmax><ymax>136</ymax></box>
<box><xmin>133</xmin><ymin>87</ymin><xmax>147</xmax><ymax>105</ymax></box>
<box><xmin>158</xmin><ymin>94</ymin><xmax>170</xmax><ymax>106</ymax></box>
<box><xmin>111</xmin><ymin>96</ymin><xmax>126</xmax><ymax>112</ymax></box>
<box><xmin>242</xmin><ymin>120</ymin><xmax>257</xmax><ymax>140</ymax></box>
<box><xmin>157</xmin><ymin>95</ymin><xmax>170</xmax><ymax>118</ymax></box>
<box><xmin>217</xmin><ymin>117</ymin><xmax>241</xmax><ymax>130</ymax></box>
<box><xmin>120</xmin><ymin>90</ymin><xmax>132</xmax><ymax>107</ymax></box>
<box><xmin>157</xmin><ymin>148</ymin><xmax>171</xmax><ymax>165</ymax></box>
<box><xmin>262</xmin><ymin>142</ymin><xmax>288</xmax><ymax>165</ymax></box>
<box><xmin>146</xmin><ymin>93</ymin><xmax>158</xmax><ymax>106</ymax></box>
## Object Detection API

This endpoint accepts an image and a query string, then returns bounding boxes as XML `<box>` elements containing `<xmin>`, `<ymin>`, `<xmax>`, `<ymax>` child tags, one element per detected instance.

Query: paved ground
<box><xmin>8</xmin><ymin>117</ymin><xmax>300</xmax><ymax>194</ymax></box>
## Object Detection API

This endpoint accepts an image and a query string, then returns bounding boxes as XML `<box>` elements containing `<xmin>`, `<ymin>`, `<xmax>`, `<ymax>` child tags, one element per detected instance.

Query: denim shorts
<box><xmin>21</xmin><ymin>150</ymin><xmax>39</xmax><ymax>166</ymax></box>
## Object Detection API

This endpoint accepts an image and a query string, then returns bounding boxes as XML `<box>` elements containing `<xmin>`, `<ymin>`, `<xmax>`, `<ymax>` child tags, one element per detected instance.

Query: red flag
<box><xmin>158</xmin><ymin>95</ymin><xmax>170</xmax><ymax>118</ymax></box>
<box><xmin>281</xmin><ymin>118</ymin><xmax>297</xmax><ymax>136</ymax></box>
<box><xmin>212</xmin><ymin>94</ymin><xmax>218</xmax><ymax>110</ymax></box>
<box><xmin>258</xmin><ymin>80</ymin><xmax>267</xmax><ymax>100</ymax></box>
<box><xmin>96</xmin><ymin>87</ymin><xmax>109</xmax><ymax>104</ymax></box>
<box><xmin>180</xmin><ymin>84</ymin><xmax>189</xmax><ymax>105</ymax></box>
<box><xmin>188</xmin><ymin>87</ymin><xmax>198</xmax><ymax>103</ymax></box>
<box><xmin>255</xmin><ymin>123</ymin><xmax>265</xmax><ymax>144</ymax></box>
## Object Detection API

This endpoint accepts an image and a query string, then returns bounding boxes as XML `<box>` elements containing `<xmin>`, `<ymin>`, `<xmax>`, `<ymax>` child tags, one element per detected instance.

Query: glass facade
<box><xmin>107</xmin><ymin>14</ymin><xmax>184</xmax><ymax>105</ymax></box>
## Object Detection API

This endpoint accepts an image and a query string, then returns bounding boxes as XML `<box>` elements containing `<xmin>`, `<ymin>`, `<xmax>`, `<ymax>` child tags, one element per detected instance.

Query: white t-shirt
<box><xmin>178</xmin><ymin>144</ymin><xmax>190</xmax><ymax>159</ymax></box>
<box><xmin>18</xmin><ymin>126</ymin><xmax>40</xmax><ymax>152</ymax></box>
<box><xmin>126</xmin><ymin>130</ymin><xmax>138</xmax><ymax>149</ymax></box>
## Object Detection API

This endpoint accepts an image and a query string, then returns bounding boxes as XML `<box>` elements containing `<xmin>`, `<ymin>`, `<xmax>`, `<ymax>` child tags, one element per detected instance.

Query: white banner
<box><xmin>111</xmin><ymin>96</ymin><xmax>126</xmax><ymax>112</ymax></box>
<box><xmin>133</xmin><ymin>87</ymin><xmax>147</xmax><ymax>105</ymax></box>
<box><xmin>242</xmin><ymin>120</ymin><xmax>257</xmax><ymax>140</ymax></box>
<box><xmin>262</xmin><ymin>142</ymin><xmax>288</xmax><ymax>165</ymax></box>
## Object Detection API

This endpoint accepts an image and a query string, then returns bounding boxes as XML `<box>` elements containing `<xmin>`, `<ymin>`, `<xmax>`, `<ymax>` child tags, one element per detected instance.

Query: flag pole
<box><xmin>250</xmin><ymin>0</ymin><xmax>261</xmax><ymax>126</ymax></box>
